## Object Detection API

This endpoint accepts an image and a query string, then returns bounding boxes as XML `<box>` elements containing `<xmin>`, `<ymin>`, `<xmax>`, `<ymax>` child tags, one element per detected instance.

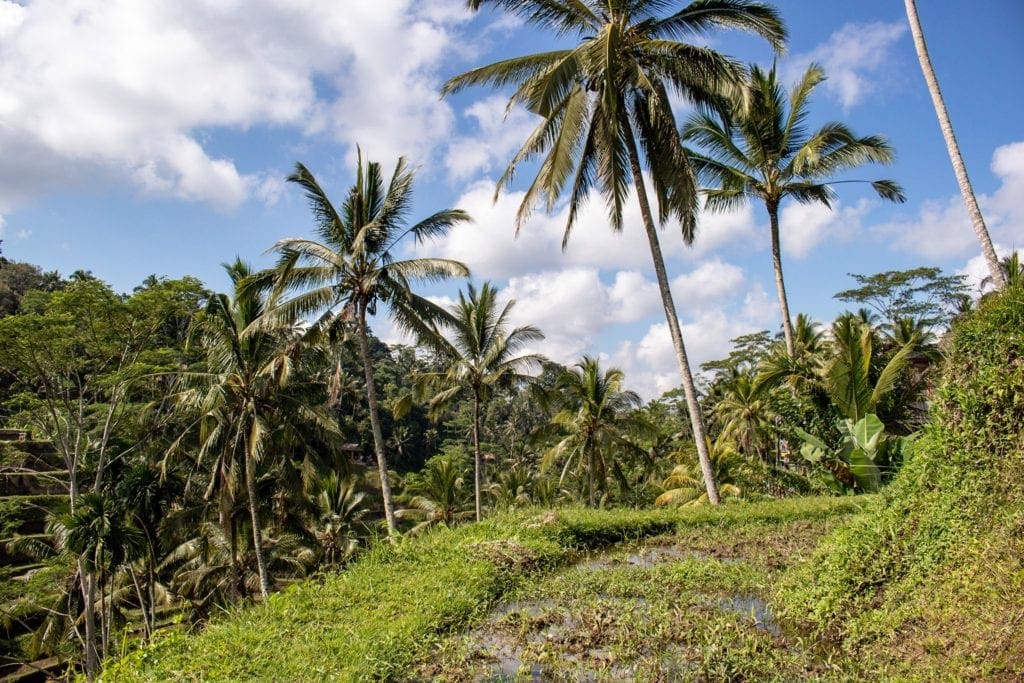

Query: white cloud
<box><xmin>500</xmin><ymin>261</ymin><xmax>769</xmax><ymax>400</ymax></box>
<box><xmin>787</xmin><ymin>22</ymin><xmax>906</xmax><ymax>109</ymax></box>
<box><xmin>611</xmin><ymin>305</ymin><xmax>771</xmax><ymax>401</ymax></box>
<box><xmin>670</xmin><ymin>259</ymin><xmax>745</xmax><ymax>310</ymax></box>
<box><xmin>0</xmin><ymin>0</ymin><xmax>466</xmax><ymax>211</ymax></box>
<box><xmin>426</xmin><ymin>178</ymin><xmax>757</xmax><ymax>280</ymax></box>
<box><xmin>958</xmin><ymin>244</ymin><xmax>1018</xmax><ymax>296</ymax></box>
<box><xmin>499</xmin><ymin>269</ymin><xmax>611</xmax><ymax>362</ymax></box>
<box><xmin>874</xmin><ymin>140</ymin><xmax>1024</xmax><ymax>259</ymax></box>
<box><xmin>780</xmin><ymin>199</ymin><xmax>871</xmax><ymax>258</ymax></box>
<box><xmin>444</xmin><ymin>96</ymin><xmax>536</xmax><ymax>182</ymax></box>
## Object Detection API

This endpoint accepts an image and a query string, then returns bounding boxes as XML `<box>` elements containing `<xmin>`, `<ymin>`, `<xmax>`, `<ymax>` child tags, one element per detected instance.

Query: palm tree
<box><xmin>655</xmin><ymin>435</ymin><xmax>743</xmax><ymax>506</ymax></box>
<box><xmin>161</xmin><ymin>520</ymin><xmax>314</xmax><ymax>620</ymax></box>
<box><xmin>904</xmin><ymin>0</ymin><xmax>1005</xmax><ymax>290</ymax></box>
<box><xmin>262</xmin><ymin>154</ymin><xmax>470</xmax><ymax>536</ymax></box>
<box><xmin>542</xmin><ymin>357</ymin><xmax>648</xmax><ymax>507</ymax></box>
<box><xmin>417</xmin><ymin>282</ymin><xmax>544</xmax><ymax>521</ymax></box>
<box><xmin>684</xmin><ymin>63</ymin><xmax>906</xmax><ymax>359</ymax></box>
<box><xmin>983</xmin><ymin>251</ymin><xmax>1023</xmax><ymax>292</ymax></box>
<box><xmin>396</xmin><ymin>454</ymin><xmax>474</xmax><ymax>535</ymax></box>
<box><xmin>444</xmin><ymin>1</ymin><xmax>786</xmax><ymax>506</ymax></box>
<box><xmin>714</xmin><ymin>373</ymin><xmax>773</xmax><ymax>461</ymax></box>
<box><xmin>305</xmin><ymin>472</ymin><xmax>368</xmax><ymax>566</ymax></box>
<box><xmin>52</xmin><ymin>492</ymin><xmax>145</xmax><ymax>678</ymax></box>
<box><xmin>179</xmin><ymin>260</ymin><xmax>335</xmax><ymax>598</ymax></box>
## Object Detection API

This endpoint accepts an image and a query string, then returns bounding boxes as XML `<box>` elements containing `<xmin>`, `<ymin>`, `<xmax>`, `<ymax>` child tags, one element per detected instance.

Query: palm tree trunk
<box><xmin>129</xmin><ymin>566</ymin><xmax>149</xmax><ymax>641</ymax></box>
<box><xmin>472</xmin><ymin>391</ymin><xmax>483</xmax><ymax>522</ymax></box>
<box><xmin>355</xmin><ymin>311</ymin><xmax>398</xmax><ymax>536</ymax></box>
<box><xmin>767</xmin><ymin>201</ymin><xmax>796</xmax><ymax>358</ymax></box>
<box><xmin>904</xmin><ymin>0</ymin><xmax>1005</xmax><ymax>289</ymax></box>
<box><xmin>624</xmin><ymin>128</ymin><xmax>721</xmax><ymax>505</ymax></box>
<box><xmin>244</xmin><ymin>442</ymin><xmax>271</xmax><ymax>599</ymax></box>
<box><xmin>587</xmin><ymin>448</ymin><xmax>595</xmax><ymax>508</ymax></box>
<box><xmin>82</xmin><ymin>565</ymin><xmax>99</xmax><ymax>680</ymax></box>
<box><xmin>220</xmin><ymin>488</ymin><xmax>241</xmax><ymax>600</ymax></box>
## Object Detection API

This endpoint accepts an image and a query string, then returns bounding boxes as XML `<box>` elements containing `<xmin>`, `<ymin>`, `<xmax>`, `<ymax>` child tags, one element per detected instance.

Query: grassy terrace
<box><xmin>105</xmin><ymin>497</ymin><xmax>864</xmax><ymax>681</ymax></box>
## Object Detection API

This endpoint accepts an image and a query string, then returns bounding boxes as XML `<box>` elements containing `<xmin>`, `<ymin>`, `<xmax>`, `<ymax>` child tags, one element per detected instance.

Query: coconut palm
<box><xmin>261</xmin><ymin>154</ymin><xmax>470</xmax><ymax>536</ymax></box>
<box><xmin>983</xmin><ymin>251</ymin><xmax>1023</xmax><ymax>292</ymax></box>
<box><xmin>684</xmin><ymin>63</ymin><xmax>906</xmax><ymax>359</ymax></box>
<box><xmin>396</xmin><ymin>454</ymin><xmax>474</xmax><ymax>535</ymax></box>
<box><xmin>161</xmin><ymin>520</ymin><xmax>313</xmax><ymax>620</ymax></box>
<box><xmin>755</xmin><ymin>313</ymin><xmax>828</xmax><ymax>395</ymax></box>
<box><xmin>714</xmin><ymin>373</ymin><xmax>773</xmax><ymax>461</ymax></box>
<box><xmin>444</xmin><ymin>0</ymin><xmax>787</xmax><ymax>505</ymax></box>
<box><xmin>305</xmin><ymin>472</ymin><xmax>368</xmax><ymax>566</ymax></box>
<box><xmin>655</xmin><ymin>435</ymin><xmax>743</xmax><ymax>507</ymax></box>
<box><xmin>417</xmin><ymin>281</ymin><xmax>544</xmax><ymax>521</ymax></box>
<box><xmin>179</xmin><ymin>259</ymin><xmax>336</xmax><ymax>598</ymax></box>
<box><xmin>542</xmin><ymin>357</ymin><xmax>648</xmax><ymax>507</ymax></box>
<box><xmin>904</xmin><ymin>0</ymin><xmax>1005</xmax><ymax>290</ymax></box>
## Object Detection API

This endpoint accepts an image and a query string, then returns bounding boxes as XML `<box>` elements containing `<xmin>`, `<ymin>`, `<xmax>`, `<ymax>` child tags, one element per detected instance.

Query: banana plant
<box><xmin>796</xmin><ymin>414</ymin><xmax>915</xmax><ymax>493</ymax></box>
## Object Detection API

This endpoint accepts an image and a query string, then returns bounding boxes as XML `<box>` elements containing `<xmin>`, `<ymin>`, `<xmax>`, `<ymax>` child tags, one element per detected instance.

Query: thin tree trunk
<box><xmin>129</xmin><ymin>566</ymin><xmax>150</xmax><ymax>641</ymax></box>
<box><xmin>244</xmin><ymin>438</ymin><xmax>271</xmax><ymax>599</ymax></box>
<box><xmin>220</xmin><ymin>488</ymin><xmax>241</xmax><ymax>600</ymax></box>
<box><xmin>904</xmin><ymin>0</ymin><xmax>1005</xmax><ymax>289</ymax></box>
<box><xmin>587</xmin><ymin>448</ymin><xmax>595</xmax><ymax>508</ymax></box>
<box><xmin>624</xmin><ymin>128</ymin><xmax>721</xmax><ymax>504</ymax></box>
<box><xmin>355</xmin><ymin>312</ymin><xmax>398</xmax><ymax>536</ymax></box>
<box><xmin>81</xmin><ymin>564</ymin><xmax>99</xmax><ymax>680</ymax></box>
<box><xmin>472</xmin><ymin>391</ymin><xmax>483</xmax><ymax>522</ymax></box>
<box><xmin>767</xmin><ymin>202</ymin><xmax>796</xmax><ymax>358</ymax></box>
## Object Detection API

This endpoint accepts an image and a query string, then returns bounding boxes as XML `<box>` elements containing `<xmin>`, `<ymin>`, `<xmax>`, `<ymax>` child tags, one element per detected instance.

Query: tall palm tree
<box><xmin>904</xmin><ymin>0</ymin><xmax>1005</xmax><ymax>290</ymax></box>
<box><xmin>417</xmin><ymin>281</ymin><xmax>544</xmax><ymax>521</ymax></box>
<box><xmin>180</xmin><ymin>260</ymin><xmax>335</xmax><ymax>598</ymax></box>
<box><xmin>542</xmin><ymin>357</ymin><xmax>648</xmax><ymax>507</ymax></box>
<box><xmin>445</xmin><ymin>0</ymin><xmax>787</xmax><ymax>505</ymax></box>
<box><xmin>262</xmin><ymin>154</ymin><xmax>470</xmax><ymax>536</ymax></box>
<box><xmin>684</xmin><ymin>63</ymin><xmax>906</xmax><ymax>359</ymax></box>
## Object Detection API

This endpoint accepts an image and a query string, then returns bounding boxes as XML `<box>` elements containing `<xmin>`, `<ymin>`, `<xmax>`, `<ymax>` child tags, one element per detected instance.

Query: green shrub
<box><xmin>776</xmin><ymin>287</ymin><xmax>1024</xmax><ymax>677</ymax></box>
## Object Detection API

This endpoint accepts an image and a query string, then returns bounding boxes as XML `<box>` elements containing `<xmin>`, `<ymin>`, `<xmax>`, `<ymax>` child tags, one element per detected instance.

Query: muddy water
<box><xmin>464</xmin><ymin>541</ymin><xmax>782</xmax><ymax>680</ymax></box>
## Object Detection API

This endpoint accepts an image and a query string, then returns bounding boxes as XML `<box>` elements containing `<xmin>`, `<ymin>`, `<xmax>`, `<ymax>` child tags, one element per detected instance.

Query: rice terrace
<box><xmin>0</xmin><ymin>0</ymin><xmax>1021</xmax><ymax>681</ymax></box>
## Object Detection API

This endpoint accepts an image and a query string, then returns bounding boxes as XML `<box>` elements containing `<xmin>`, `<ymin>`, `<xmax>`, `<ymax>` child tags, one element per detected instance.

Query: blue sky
<box><xmin>0</xmin><ymin>0</ymin><xmax>1021</xmax><ymax>398</ymax></box>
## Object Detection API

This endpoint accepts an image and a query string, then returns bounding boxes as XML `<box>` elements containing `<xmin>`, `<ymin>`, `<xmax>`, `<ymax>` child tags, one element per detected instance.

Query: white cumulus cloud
<box><xmin>0</xmin><ymin>0</ymin><xmax>465</xmax><ymax>211</ymax></box>
<box><xmin>873</xmin><ymin>140</ymin><xmax>1024</xmax><ymax>259</ymax></box>
<box><xmin>786</xmin><ymin>21</ymin><xmax>907</xmax><ymax>109</ymax></box>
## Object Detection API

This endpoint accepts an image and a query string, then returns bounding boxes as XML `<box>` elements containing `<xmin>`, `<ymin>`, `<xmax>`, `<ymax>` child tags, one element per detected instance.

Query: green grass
<box><xmin>105</xmin><ymin>498</ymin><xmax>863</xmax><ymax>681</ymax></box>
<box><xmin>415</xmin><ymin>500</ymin><xmax>868</xmax><ymax>681</ymax></box>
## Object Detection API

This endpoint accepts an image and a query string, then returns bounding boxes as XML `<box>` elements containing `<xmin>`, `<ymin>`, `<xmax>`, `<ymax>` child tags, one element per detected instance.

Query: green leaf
<box><xmin>850</xmin><ymin>414</ymin><xmax>885</xmax><ymax>454</ymax></box>
<box><xmin>848</xmin><ymin>448</ymin><xmax>882</xmax><ymax>492</ymax></box>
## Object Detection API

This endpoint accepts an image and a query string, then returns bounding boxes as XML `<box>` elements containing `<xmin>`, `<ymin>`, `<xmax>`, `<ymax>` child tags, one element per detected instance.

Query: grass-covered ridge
<box><xmin>105</xmin><ymin>498</ymin><xmax>862</xmax><ymax>681</ymax></box>
<box><xmin>776</xmin><ymin>286</ymin><xmax>1024</xmax><ymax>679</ymax></box>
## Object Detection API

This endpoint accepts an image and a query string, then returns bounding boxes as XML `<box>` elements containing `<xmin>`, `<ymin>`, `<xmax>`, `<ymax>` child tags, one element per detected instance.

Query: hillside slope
<box><xmin>777</xmin><ymin>286</ymin><xmax>1024</xmax><ymax>679</ymax></box>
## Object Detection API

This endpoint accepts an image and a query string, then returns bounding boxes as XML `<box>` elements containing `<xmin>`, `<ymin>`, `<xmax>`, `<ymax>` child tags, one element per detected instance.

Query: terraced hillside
<box><xmin>0</xmin><ymin>431</ymin><xmax>69</xmax><ymax>681</ymax></box>
<box><xmin>107</xmin><ymin>498</ymin><xmax>867</xmax><ymax>681</ymax></box>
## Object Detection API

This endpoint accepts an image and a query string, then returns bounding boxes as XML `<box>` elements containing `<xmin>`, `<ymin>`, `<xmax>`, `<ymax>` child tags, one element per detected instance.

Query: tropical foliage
<box><xmin>684</xmin><ymin>62</ymin><xmax>905</xmax><ymax>358</ymax></box>
<box><xmin>1</xmin><ymin>2</ymin><xmax>1006</xmax><ymax>676</ymax></box>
